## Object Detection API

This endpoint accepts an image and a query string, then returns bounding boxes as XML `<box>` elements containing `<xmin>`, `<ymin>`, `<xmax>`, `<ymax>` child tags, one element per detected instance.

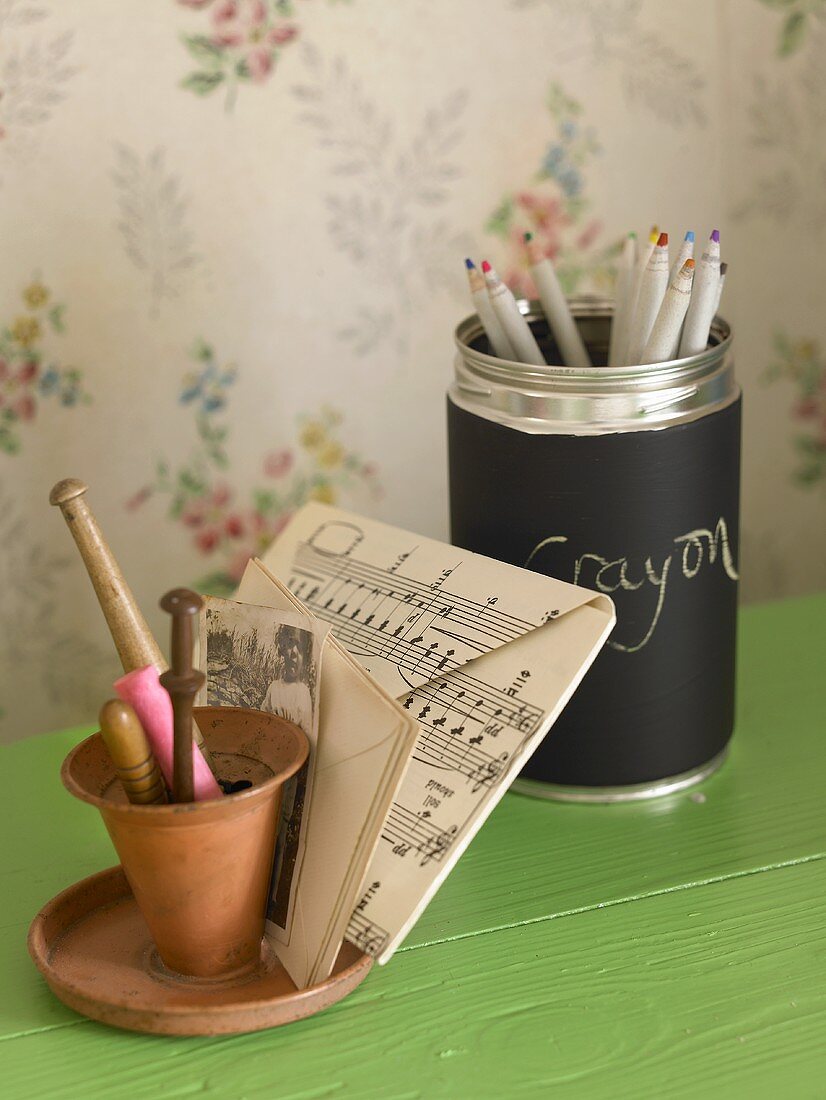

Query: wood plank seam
<box><xmin>394</xmin><ymin>849</ymin><xmax>826</xmax><ymax>952</ymax></box>
<box><xmin>7</xmin><ymin>851</ymin><xmax>824</xmax><ymax>1046</ymax></box>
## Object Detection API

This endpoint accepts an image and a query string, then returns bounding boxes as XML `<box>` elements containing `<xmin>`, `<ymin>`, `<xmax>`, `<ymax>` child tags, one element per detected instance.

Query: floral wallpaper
<box><xmin>485</xmin><ymin>83</ymin><xmax>618</xmax><ymax>301</ymax></box>
<box><xmin>0</xmin><ymin>279</ymin><xmax>90</xmax><ymax>454</ymax></box>
<box><xmin>763</xmin><ymin>333</ymin><xmax>826</xmax><ymax>488</ymax></box>
<box><xmin>292</xmin><ymin>45</ymin><xmax>470</xmax><ymax>357</ymax></box>
<box><xmin>0</xmin><ymin>1</ymin><xmax>77</xmax><ymax>172</ymax></box>
<box><xmin>1</xmin><ymin>0</ymin><xmax>825</xmax><ymax>740</ymax></box>
<box><xmin>178</xmin><ymin>0</ymin><xmax>303</xmax><ymax>107</ymax></box>
<box><xmin>127</xmin><ymin>342</ymin><xmax>380</xmax><ymax>595</ymax></box>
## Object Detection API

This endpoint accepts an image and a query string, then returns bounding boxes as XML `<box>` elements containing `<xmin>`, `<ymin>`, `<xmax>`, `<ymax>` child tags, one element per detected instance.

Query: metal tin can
<box><xmin>448</xmin><ymin>297</ymin><xmax>740</xmax><ymax>802</ymax></box>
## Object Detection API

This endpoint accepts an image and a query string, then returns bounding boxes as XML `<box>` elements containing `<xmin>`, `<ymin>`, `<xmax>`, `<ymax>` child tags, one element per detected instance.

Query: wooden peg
<box><xmin>99</xmin><ymin>699</ymin><xmax>168</xmax><ymax>805</ymax></box>
<box><xmin>50</xmin><ymin>479</ymin><xmax>164</xmax><ymax>672</ymax></box>
<box><xmin>159</xmin><ymin>588</ymin><xmax>206</xmax><ymax>804</ymax></box>
<box><xmin>49</xmin><ymin>477</ymin><xmax>216</xmax><ymax>773</ymax></box>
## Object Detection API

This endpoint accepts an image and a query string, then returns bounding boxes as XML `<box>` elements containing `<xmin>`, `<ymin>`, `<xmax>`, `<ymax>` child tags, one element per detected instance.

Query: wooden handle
<box><xmin>50</xmin><ymin>478</ymin><xmax>165</xmax><ymax>672</ymax></box>
<box><xmin>99</xmin><ymin>699</ymin><xmax>168</xmax><ymax>805</ymax></box>
<box><xmin>49</xmin><ymin>478</ymin><xmax>216</xmax><ymax>774</ymax></box>
<box><xmin>159</xmin><ymin>588</ymin><xmax>205</xmax><ymax>803</ymax></box>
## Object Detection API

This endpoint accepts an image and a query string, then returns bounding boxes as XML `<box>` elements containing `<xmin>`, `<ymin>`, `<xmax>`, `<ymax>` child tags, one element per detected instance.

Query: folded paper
<box><xmin>260</xmin><ymin>503</ymin><xmax>615</xmax><ymax>965</ymax></box>
<box><xmin>223</xmin><ymin>564</ymin><xmax>418</xmax><ymax>989</ymax></box>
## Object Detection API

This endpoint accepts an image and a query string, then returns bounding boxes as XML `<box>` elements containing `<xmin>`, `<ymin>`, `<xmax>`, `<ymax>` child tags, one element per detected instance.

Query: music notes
<box><xmin>261</xmin><ymin>503</ymin><xmax>614</xmax><ymax>963</ymax></box>
<box><xmin>287</xmin><ymin>536</ymin><xmax>539</xmax><ymax>691</ymax></box>
<box><xmin>380</xmin><ymin>804</ymin><xmax>459</xmax><ymax>865</ymax></box>
<box><xmin>348</xmin><ymin>885</ymin><xmax>390</xmax><ymax>956</ymax></box>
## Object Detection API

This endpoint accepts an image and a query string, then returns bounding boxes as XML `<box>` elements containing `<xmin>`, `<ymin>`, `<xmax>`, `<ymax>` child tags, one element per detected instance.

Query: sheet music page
<box><xmin>261</xmin><ymin>503</ymin><xmax>614</xmax><ymax>962</ymax></box>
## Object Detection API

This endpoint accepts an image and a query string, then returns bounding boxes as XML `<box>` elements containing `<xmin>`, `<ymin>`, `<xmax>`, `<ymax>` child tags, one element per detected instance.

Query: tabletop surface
<box><xmin>2</xmin><ymin>593</ymin><xmax>825</xmax><ymax>1099</ymax></box>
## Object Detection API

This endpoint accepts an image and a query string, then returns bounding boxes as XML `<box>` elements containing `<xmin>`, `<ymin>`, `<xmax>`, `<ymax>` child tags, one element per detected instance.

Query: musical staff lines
<box><xmin>290</xmin><ymin>529</ymin><xmax>544</xmax><ymax>790</ymax></box>
<box><xmin>347</xmin><ymin>910</ymin><xmax>389</xmax><ymax>957</ymax></box>
<box><xmin>381</xmin><ymin>804</ymin><xmax>458</xmax><ymax>866</ymax></box>
<box><xmin>289</xmin><ymin>540</ymin><xmax>538</xmax><ymax>656</ymax></box>
<box><xmin>288</xmin><ymin>543</ymin><xmax>551</xmax><ymax>708</ymax></box>
<box><xmin>407</xmin><ymin>669</ymin><xmax>543</xmax><ymax>736</ymax></box>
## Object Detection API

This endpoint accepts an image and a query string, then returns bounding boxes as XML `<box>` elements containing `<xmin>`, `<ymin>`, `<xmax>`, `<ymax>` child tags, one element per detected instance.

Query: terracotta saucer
<box><xmin>28</xmin><ymin>866</ymin><xmax>373</xmax><ymax>1036</ymax></box>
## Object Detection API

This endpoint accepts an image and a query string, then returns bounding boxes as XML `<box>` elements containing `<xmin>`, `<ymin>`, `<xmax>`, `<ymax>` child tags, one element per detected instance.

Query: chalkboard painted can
<box><xmin>448</xmin><ymin>297</ymin><xmax>740</xmax><ymax>802</ymax></box>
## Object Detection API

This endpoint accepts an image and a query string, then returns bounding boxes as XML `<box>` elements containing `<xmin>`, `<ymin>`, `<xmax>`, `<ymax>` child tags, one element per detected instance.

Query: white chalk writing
<box><xmin>525</xmin><ymin>517</ymin><xmax>738</xmax><ymax>653</ymax></box>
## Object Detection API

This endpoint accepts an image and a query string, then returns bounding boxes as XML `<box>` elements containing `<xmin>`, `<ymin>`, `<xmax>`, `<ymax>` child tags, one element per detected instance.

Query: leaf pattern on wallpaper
<box><xmin>0</xmin><ymin>480</ymin><xmax>114</xmax><ymax>733</ymax></box>
<box><xmin>112</xmin><ymin>144</ymin><xmax>201</xmax><ymax>311</ymax></box>
<box><xmin>733</xmin><ymin>33</ymin><xmax>826</xmax><ymax>225</ymax></box>
<box><xmin>758</xmin><ymin>0</ymin><xmax>826</xmax><ymax>57</ymax></box>
<box><xmin>511</xmin><ymin>0</ymin><xmax>707</xmax><ymax>127</ymax></box>
<box><xmin>0</xmin><ymin>1</ymin><xmax>78</xmax><ymax>175</ymax></box>
<box><xmin>293</xmin><ymin>46</ymin><xmax>471</xmax><ymax>355</ymax></box>
<box><xmin>618</xmin><ymin>29</ymin><xmax>706</xmax><ymax>128</ymax></box>
<box><xmin>0</xmin><ymin>0</ymin><xmax>46</xmax><ymax>25</ymax></box>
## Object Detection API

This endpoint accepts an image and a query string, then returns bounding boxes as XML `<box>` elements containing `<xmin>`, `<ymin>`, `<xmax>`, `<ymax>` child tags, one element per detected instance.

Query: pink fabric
<box><xmin>114</xmin><ymin>665</ymin><xmax>222</xmax><ymax>801</ymax></box>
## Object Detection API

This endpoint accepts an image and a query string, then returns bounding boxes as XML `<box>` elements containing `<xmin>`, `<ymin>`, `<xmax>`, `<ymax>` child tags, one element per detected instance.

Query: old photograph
<box><xmin>201</xmin><ymin>597</ymin><xmax>325</xmax><ymax>944</ymax></box>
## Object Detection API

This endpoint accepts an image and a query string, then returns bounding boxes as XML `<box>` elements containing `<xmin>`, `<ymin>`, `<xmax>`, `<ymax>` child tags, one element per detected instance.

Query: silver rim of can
<box><xmin>510</xmin><ymin>747</ymin><xmax>729</xmax><ymax>804</ymax></box>
<box><xmin>452</xmin><ymin>296</ymin><xmax>736</xmax><ymax>434</ymax></box>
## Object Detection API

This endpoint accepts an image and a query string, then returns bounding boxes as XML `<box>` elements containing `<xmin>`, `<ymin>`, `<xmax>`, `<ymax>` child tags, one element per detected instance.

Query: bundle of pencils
<box><xmin>610</xmin><ymin>227</ymin><xmax>726</xmax><ymax>367</ymax></box>
<box><xmin>465</xmin><ymin>227</ymin><xmax>727</xmax><ymax>370</ymax></box>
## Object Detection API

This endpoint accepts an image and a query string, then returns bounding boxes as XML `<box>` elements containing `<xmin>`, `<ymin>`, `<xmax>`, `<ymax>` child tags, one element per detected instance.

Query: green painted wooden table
<box><xmin>3</xmin><ymin>594</ymin><xmax>825</xmax><ymax>1098</ymax></box>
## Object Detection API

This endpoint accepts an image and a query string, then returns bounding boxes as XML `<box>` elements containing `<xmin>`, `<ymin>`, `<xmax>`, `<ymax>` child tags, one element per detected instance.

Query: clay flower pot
<box><xmin>61</xmin><ymin>706</ymin><xmax>308</xmax><ymax>980</ymax></box>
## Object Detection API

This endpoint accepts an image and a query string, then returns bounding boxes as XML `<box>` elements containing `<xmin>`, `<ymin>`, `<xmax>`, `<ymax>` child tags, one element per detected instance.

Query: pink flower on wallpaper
<box><xmin>17</xmin><ymin>360</ymin><xmax>39</xmax><ymax>384</ymax></box>
<box><xmin>181</xmin><ymin>483</ymin><xmax>233</xmax><ymax>529</ymax></box>
<box><xmin>211</xmin><ymin>481</ymin><xmax>232</xmax><ymax>507</ymax></box>
<box><xmin>502</xmin><ymin>208</ymin><xmax>602</xmax><ymax>299</ymax></box>
<box><xmin>196</xmin><ymin>528</ymin><xmax>221</xmax><ymax>553</ymax></box>
<box><xmin>181</xmin><ymin>499</ymin><xmax>207</xmax><ymax>528</ymax></box>
<box><xmin>13</xmin><ymin>395</ymin><xmax>36</xmax><ymax>421</ymax></box>
<box><xmin>245</xmin><ymin>49</ymin><xmax>271</xmax><ymax>82</ymax></box>
<box><xmin>497</xmin><ymin>185</ymin><xmax>586</xmax><ymax>300</ymax></box>
<box><xmin>211</xmin><ymin>0</ymin><xmax>264</xmax><ymax>47</ymax></box>
<box><xmin>211</xmin><ymin>0</ymin><xmax>298</xmax><ymax>83</ymax></box>
<box><xmin>514</xmin><ymin>189</ymin><xmax>571</xmax><ymax>244</ymax></box>
<box><xmin>485</xmin><ymin>83</ymin><xmax>618</xmax><ymax>301</ymax></box>
<box><xmin>224</xmin><ymin>513</ymin><xmax>245</xmax><ymax>538</ymax></box>
<box><xmin>264</xmin><ymin>448</ymin><xmax>293</xmax><ymax>478</ymax></box>
<box><xmin>576</xmin><ymin>220</ymin><xmax>602</xmax><ymax>252</ymax></box>
<box><xmin>224</xmin><ymin>509</ymin><xmax>294</xmax><ymax>583</ymax></box>
<box><xmin>796</xmin><ymin>397</ymin><xmax>818</xmax><ymax>419</ymax></box>
<box><xmin>180</xmin><ymin>0</ymin><xmax>302</xmax><ymax>103</ymax></box>
<box><xmin>126</xmin><ymin>486</ymin><xmax>153</xmax><ymax>512</ymax></box>
<box><xmin>270</xmin><ymin>24</ymin><xmax>297</xmax><ymax>45</ymax></box>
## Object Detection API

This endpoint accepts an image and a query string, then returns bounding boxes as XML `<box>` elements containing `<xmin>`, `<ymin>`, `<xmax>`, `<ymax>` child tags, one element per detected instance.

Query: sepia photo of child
<box><xmin>201</xmin><ymin>599</ymin><xmax>324</xmax><ymax>945</ymax></box>
<box><xmin>263</xmin><ymin>624</ymin><xmax>315</xmax><ymax>933</ymax></box>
